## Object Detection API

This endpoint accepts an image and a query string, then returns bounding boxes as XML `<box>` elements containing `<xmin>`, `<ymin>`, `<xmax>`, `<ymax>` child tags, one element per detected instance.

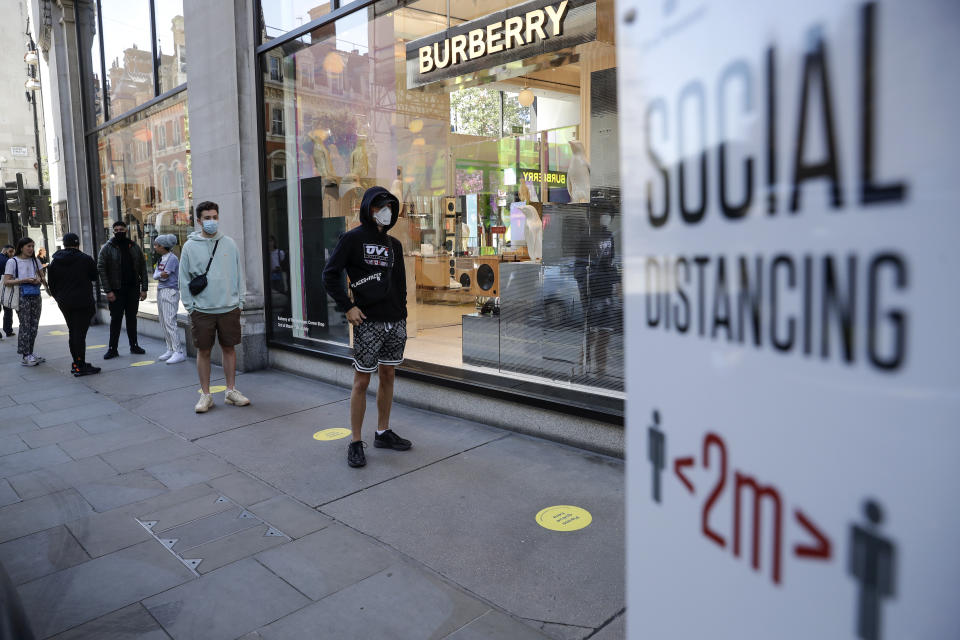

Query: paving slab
<box><xmin>10</xmin><ymin>383</ymin><xmax>91</xmax><ymax>405</ymax></box>
<box><xmin>0</xmin><ymin>478</ymin><xmax>19</xmax><ymax>507</ymax></box>
<box><xmin>138</xmin><ymin>490</ymin><xmax>232</xmax><ymax>532</ymax></box>
<box><xmin>143</xmin><ymin>557</ymin><xmax>310</xmax><ymax>640</ymax></box>
<box><xmin>321</xmin><ymin>435</ymin><xmax>625</xmax><ymax>629</ymax></box>
<box><xmin>206</xmin><ymin>472</ymin><xmax>278</xmax><ymax>506</ymax></box>
<box><xmin>0</xmin><ymin>525</ymin><xmax>89</xmax><ymax>585</ymax></box>
<box><xmin>74</xmin><ymin>470</ymin><xmax>169</xmax><ymax>512</ymax></box>
<box><xmin>534</xmin><ymin>621</ymin><xmax>595</xmax><ymax>640</ymax></box>
<box><xmin>0</xmin><ymin>433</ymin><xmax>28</xmax><ymax>456</ymax></box>
<box><xmin>254</xmin><ymin>563</ymin><xmax>489</xmax><ymax>640</ymax></box>
<box><xmin>162</xmin><ymin>507</ymin><xmax>260</xmax><ymax>552</ymax></box>
<box><xmin>32</xmin><ymin>398</ymin><xmax>125</xmax><ymax>429</ymax></box>
<box><xmin>197</xmin><ymin>401</ymin><xmax>506</xmax><ymax>507</ymax></box>
<box><xmin>76</xmin><ymin>410</ymin><xmax>154</xmax><ymax>435</ymax></box>
<box><xmin>183</xmin><ymin>524</ymin><xmax>288</xmax><ymax>574</ymax></box>
<box><xmin>81</xmin><ymin>359</ymin><xmax>224</xmax><ymax>404</ymax></box>
<box><xmin>46</xmin><ymin>603</ymin><xmax>171</xmax><ymax>640</ymax></box>
<box><xmin>0</xmin><ymin>403</ymin><xmax>44</xmax><ymax>423</ymax></box>
<box><xmin>18</xmin><ymin>539</ymin><xmax>196</xmax><ymax>638</ymax></box>
<box><xmin>0</xmin><ymin>394</ymin><xmax>16</xmax><ymax>409</ymax></box>
<box><xmin>0</xmin><ymin>489</ymin><xmax>94</xmax><ymax>543</ymax></box>
<box><xmin>66</xmin><ymin>506</ymin><xmax>155</xmax><ymax>558</ymax></box>
<box><xmin>40</xmin><ymin>393</ymin><xmax>119</xmax><ymax>412</ymax></box>
<box><xmin>0</xmin><ymin>419</ymin><xmax>40</xmax><ymax>437</ymax></box>
<box><xmin>0</xmin><ymin>444</ymin><xmax>72</xmax><ymax>479</ymax></box>
<box><xmin>99</xmin><ymin>436</ymin><xmax>202</xmax><ymax>474</ymax></box>
<box><xmin>7</xmin><ymin>456</ymin><xmax>119</xmax><ymax>501</ymax></box>
<box><xmin>255</xmin><ymin>524</ymin><xmax>394</xmax><ymax>600</ymax></box>
<box><xmin>446</xmin><ymin>610</ymin><xmax>550</xmax><ymax>640</ymax></box>
<box><xmin>19</xmin><ymin>423</ymin><xmax>87</xmax><ymax>449</ymax></box>
<box><xmin>146</xmin><ymin>452</ymin><xmax>235</xmax><ymax>490</ymax></box>
<box><xmin>247</xmin><ymin>496</ymin><xmax>331</xmax><ymax>539</ymax></box>
<box><xmin>58</xmin><ymin>423</ymin><xmax>170</xmax><ymax>460</ymax></box>
<box><xmin>126</xmin><ymin>370</ymin><xmax>348</xmax><ymax>441</ymax></box>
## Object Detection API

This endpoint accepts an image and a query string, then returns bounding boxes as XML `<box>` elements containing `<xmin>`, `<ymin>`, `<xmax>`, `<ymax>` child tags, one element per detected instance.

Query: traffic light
<box><xmin>3</xmin><ymin>174</ymin><xmax>25</xmax><ymax>225</ymax></box>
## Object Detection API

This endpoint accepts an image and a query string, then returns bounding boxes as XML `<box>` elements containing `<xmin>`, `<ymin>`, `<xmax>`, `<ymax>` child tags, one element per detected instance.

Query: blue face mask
<box><xmin>202</xmin><ymin>219</ymin><xmax>219</xmax><ymax>235</ymax></box>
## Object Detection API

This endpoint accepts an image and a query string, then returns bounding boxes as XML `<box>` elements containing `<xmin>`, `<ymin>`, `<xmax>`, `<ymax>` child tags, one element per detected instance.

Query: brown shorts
<box><xmin>191</xmin><ymin>308</ymin><xmax>241</xmax><ymax>350</ymax></box>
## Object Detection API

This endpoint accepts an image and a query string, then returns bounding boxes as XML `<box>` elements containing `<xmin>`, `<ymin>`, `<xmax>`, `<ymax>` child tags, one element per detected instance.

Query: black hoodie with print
<box><xmin>322</xmin><ymin>186</ymin><xmax>406</xmax><ymax>322</ymax></box>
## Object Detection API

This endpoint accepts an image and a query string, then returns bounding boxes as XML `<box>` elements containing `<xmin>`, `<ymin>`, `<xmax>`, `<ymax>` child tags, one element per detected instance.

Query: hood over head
<box><xmin>359</xmin><ymin>186</ymin><xmax>400</xmax><ymax>232</ymax></box>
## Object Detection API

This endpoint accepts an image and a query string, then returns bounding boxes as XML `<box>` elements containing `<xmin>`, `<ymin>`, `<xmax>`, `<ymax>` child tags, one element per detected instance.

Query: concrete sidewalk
<box><xmin>0</xmin><ymin>299</ymin><xmax>625</xmax><ymax>640</ymax></box>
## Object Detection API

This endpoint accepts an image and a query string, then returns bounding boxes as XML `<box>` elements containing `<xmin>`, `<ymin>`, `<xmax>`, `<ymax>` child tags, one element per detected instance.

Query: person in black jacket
<box><xmin>48</xmin><ymin>233</ymin><xmax>101</xmax><ymax>376</ymax></box>
<box><xmin>323</xmin><ymin>186</ymin><xmax>412</xmax><ymax>468</ymax></box>
<box><xmin>0</xmin><ymin>245</ymin><xmax>14</xmax><ymax>337</ymax></box>
<box><xmin>97</xmin><ymin>220</ymin><xmax>148</xmax><ymax>359</ymax></box>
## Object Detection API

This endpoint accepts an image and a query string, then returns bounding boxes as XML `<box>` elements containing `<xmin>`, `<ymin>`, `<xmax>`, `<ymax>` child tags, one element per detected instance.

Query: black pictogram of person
<box><xmin>647</xmin><ymin>410</ymin><xmax>665</xmax><ymax>503</ymax></box>
<box><xmin>849</xmin><ymin>500</ymin><xmax>896</xmax><ymax>640</ymax></box>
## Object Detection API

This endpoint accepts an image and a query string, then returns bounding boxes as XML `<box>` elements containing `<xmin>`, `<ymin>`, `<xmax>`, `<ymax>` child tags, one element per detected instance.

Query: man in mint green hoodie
<box><xmin>179</xmin><ymin>200</ymin><xmax>250</xmax><ymax>413</ymax></box>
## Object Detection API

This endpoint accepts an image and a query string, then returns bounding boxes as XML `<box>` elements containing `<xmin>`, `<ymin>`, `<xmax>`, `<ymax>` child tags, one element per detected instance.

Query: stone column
<box><xmin>183</xmin><ymin>0</ymin><xmax>267</xmax><ymax>371</ymax></box>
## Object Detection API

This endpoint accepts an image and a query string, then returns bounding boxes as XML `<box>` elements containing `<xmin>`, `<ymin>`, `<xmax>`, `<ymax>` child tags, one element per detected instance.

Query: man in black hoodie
<box><xmin>97</xmin><ymin>220</ymin><xmax>148</xmax><ymax>359</ymax></box>
<box><xmin>323</xmin><ymin>186</ymin><xmax>412</xmax><ymax>468</ymax></box>
<box><xmin>47</xmin><ymin>233</ymin><xmax>101</xmax><ymax>376</ymax></box>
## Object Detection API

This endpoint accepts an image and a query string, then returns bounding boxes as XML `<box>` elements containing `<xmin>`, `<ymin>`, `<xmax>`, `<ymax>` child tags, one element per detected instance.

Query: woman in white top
<box><xmin>152</xmin><ymin>234</ymin><xmax>185</xmax><ymax>364</ymax></box>
<box><xmin>3</xmin><ymin>237</ymin><xmax>47</xmax><ymax>365</ymax></box>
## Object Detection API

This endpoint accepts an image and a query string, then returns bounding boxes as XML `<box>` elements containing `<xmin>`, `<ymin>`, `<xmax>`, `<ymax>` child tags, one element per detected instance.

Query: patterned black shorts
<box><xmin>353</xmin><ymin>319</ymin><xmax>407</xmax><ymax>373</ymax></box>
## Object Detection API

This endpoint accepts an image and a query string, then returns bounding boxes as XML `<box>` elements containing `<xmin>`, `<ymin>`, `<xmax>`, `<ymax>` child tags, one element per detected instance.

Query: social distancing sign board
<box><xmin>618</xmin><ymin>1</ymin><xmax>959</xmax><ymax>638</ymax></box>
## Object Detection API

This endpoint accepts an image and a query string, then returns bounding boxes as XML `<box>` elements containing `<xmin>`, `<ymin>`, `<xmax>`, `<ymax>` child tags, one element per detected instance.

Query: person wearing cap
<box><xmin>47</xmin><ymin>233</ymin><xmax>101</xmax><ymax>376</ymax></box>
<box><xmin>322</xmin><ymin>186</ymin><xmax>412</xmax><ymax>468</ymax></box>
<box><xmin>153</xmin><ymin>234</ymin><xmax>185</xmax><ymax>364</ymax></box>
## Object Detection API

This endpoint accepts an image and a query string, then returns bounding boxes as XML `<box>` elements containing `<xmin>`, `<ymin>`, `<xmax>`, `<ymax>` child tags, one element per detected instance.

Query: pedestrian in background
<box><xmin>36</xmin><ymin>247</ymin><xmax>49</xmax><ymax>267</ymax></box>
<box><xmin>180</xmin><ymin>201</ymin><xmax>250</xmax><ymax>413</ymax></box>
<box><xmin>0</xmin><ymin>245</ymin><xmax>15</xmax><ymax>338</ymax></box>
<box><xmin>47</xmin><ymin>233</ymin><xmax>101</xmax><ymax>377</ymax></box>
<box><xmin>153</xmin><ymin>234</ymin><xmax>185</xmax><ymax>364</ymax></box>
<box><xmin>2</xmin><ymin>238</ymin><xmax>47</xmax><ymax>366</ymax></box>
<box><xmin>97</xmin><ymin>220</ymin><xmax>147</xmax><ymax>359</ymax></box>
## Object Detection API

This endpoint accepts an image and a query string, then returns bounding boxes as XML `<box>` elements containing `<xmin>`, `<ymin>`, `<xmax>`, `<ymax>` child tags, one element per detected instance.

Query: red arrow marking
<box><xmin>793</xmin><ymin>509</ymin><xmax>832</xmax><ymax>560</ymax></box>
<box><xmin>674</xmin><ymin>456</ymin><xmax>695</xmax><ymax>493</ymax></box>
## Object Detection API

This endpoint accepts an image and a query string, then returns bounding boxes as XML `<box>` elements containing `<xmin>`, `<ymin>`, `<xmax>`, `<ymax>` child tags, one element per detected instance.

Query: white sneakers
<box><xmin>157</xmin><ymin>350</ymin><xmax>173</xmax><ymax>361</ymax></box>
<box><xmin>224</xmin><ymin>388</ymin><xmax>250</xmax><ymax>406</ymax></box>
<box><xmin>21</xmin><ymin>354</ymin><xmax>38</xmax><ymax>367</ymax></box>
<box><xmin>195</xmin><ymin>393</ymin><xmax>214</xmax><ymax>413</ymax></box>
<box><xmin>166</xmin><ymin>351</ymin><xmax>186</xmax><ymax>365</ymax></box>
<box><xmin>196</xmin><ymin>388</ymin><xmax>250</xmax><ymax>413</ymax></box>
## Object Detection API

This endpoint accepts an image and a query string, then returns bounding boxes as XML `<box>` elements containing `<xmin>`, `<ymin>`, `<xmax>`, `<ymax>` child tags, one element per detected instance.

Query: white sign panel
<box><xmin>10</xmin><ymin>146</ymin><xmax>28</xmax><ymax>157</ymax></box>
<box><xmin>619</xmin><ymin>1</ymin><xmax>959</xmax><ymax>638</ymax></box>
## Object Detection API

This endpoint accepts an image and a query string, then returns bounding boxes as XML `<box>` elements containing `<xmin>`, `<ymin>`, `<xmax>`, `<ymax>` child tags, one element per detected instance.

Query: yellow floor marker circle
<box><xmin>87</xmin><ymin>345</ymin><xmax>107</xmax><ymax>349</ymax></box>
<box><xmin>48</xmin><ymin>330</ymin><xmax>68</xmax><ymax>336</ymax></box>
<box><xmin>536</xmin><ymin>506</ymin><xmax>592</xmax><ymax>532</ymax></box>
<box><xmin>130</xmin><ymin>360</ymin><xmax>155</xmax><ymax>367</ymax></box>
<box><xmin>313</xmin><ymin>428</ymin><xmax>351</xmax><ymax>441</ymax></box>
<box><xmin>198</xmin><ymin>385</ymin><xmax>228</xmax><ymax>394</ymax></box>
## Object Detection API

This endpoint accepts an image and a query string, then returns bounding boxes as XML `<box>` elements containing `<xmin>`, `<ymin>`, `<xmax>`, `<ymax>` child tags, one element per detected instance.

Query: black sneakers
<box><xmin>374</xmin><ymin>429</ymin><xmax>412</xmax><ymax>451</ymax></box>
<box><xmin>104</xmin><ymin>349</ymin><xmax>119</xmax><ymax>360</ymax></box>
<box><xmin>347</xmin><ymin>441</ymin><xmax>367</xmax><ymax>468</ymax></box>
<box><xmin>129</xmin><ymin>345</ymin><xmax>146</xmax><ymax>355</ymax></box>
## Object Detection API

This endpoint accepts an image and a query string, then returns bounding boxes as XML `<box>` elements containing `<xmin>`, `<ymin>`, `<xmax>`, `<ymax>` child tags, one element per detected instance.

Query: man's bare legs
<box><xmin>377</xmin><ymin>364</ymin><xmax>395</xmax><ymax>430</ymax></box>
<box><xmin>350</xmin><ymin>370</ymin><xmax>372</xmax><ymax>442</ymax></box>
<box><xmin>197</xmin><ymin>348</ymin><xmax>212</xmax><ymax>394</ymax></box>
<box><xmin>221</xmin><ymin>344</ymin><xmax>237</xmax><ymax>390</ymax></box>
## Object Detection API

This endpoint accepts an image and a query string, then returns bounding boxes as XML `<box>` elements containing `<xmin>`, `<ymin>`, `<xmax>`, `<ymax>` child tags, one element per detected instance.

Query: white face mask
<box><xmin>373</xmin><ymin>206</ymin><xmax>392</xmax><ymax>226</ymax></box>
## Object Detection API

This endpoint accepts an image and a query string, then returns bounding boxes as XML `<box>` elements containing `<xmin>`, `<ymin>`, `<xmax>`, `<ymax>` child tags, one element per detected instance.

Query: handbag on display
<box><xmin>188</xmin><ymin>239</ymin><xmax>220</xmax><ymax>296</ymax></box>
<box><xmin>1</xmin><ymin>260</ymin><xmax>21</xmax><ymax>310</ymax></box>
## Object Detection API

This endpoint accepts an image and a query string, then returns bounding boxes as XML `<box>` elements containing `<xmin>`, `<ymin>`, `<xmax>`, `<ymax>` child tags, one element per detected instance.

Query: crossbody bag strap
<box><xmin>202</xmin><ymin>240</ymin><xmax>220</xmax><ymax>277</ymax></box>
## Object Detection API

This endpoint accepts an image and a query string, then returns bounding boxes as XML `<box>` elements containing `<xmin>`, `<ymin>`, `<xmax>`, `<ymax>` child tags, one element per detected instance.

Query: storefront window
<box><xmin>155</xmin><ymin>0</ymin><xmax>187</xmax><ymax>93</ymax></box>
<box><xmin>100</xmin><ymin>0</ymin><xmax>154</xmax><ymax>117</ymax></box>
<box><xmin>78</xmin><ymin>1</ymin><xmax>106</xmax><ymax>127</ymax></box>
<box><xmin>95</xmin><ymin>93</ymin><xmax>192</xmax><ymax>312</ymax></box>
<box><xmin>259</xmin><ymin>1</ymin><xmax>331</xmax><ymax>41</ymax></box>
<box><xmin>261</xmin><ymin>0</ymin><xmax>623</xmax><ymax>393</ymax></box>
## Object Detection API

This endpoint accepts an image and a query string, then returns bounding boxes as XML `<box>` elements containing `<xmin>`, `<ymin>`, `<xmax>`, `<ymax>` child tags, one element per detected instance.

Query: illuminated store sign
<box><xmin>407</xmin><ymin>0</ymin><xmax>596</xmax><ymax>88</ymax></box>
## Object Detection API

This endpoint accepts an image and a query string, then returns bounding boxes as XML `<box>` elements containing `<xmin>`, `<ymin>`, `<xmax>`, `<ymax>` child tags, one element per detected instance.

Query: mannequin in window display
<box><xmin>522</xmin><ymin>204</ymin><xmax>542</xmax><ymax>262</ymax></box>
<box><xmin>347</xmin><ymin>136</ymin><xmax>369</xmax><ymax>180</ymax></box>
<box><xmin>566</xmin><ymin>139</ymin><xmax>591</xmax><ymax>203</ymax></box>
<box><xmin>308</xmin><ymin>128</ymin><xmax>335</xmax><ymax>178</ymax></box>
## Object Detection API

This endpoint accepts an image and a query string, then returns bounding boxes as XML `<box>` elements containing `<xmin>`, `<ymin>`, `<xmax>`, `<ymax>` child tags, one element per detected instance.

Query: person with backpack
<box><xmin>46</xmin><ymin>233</ymin><xmax>101</xmax><ymax>376</ymax></box>
<box><xmin>2</xmin><ymin>237</ymin><xmax>47</xmax><ymax>366</ymax></box>
<box><xmin>97</xmin><ymin>220</ymin><xmax>148</xmax><ymax>359</ymax></box>
<box><xmin>152</xmin><ymin>234</ymin><xmax>185</xmax><ymax>364</ymax></box>
<box><xmin>322</xmin><ymin>186</ymin><xmax>412</xmax><ymax>468</ymax></box>
<box><xmin>0</xmin><ymin>245</ymin><xmax>15</xmax><ymax>338</ymax></box>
